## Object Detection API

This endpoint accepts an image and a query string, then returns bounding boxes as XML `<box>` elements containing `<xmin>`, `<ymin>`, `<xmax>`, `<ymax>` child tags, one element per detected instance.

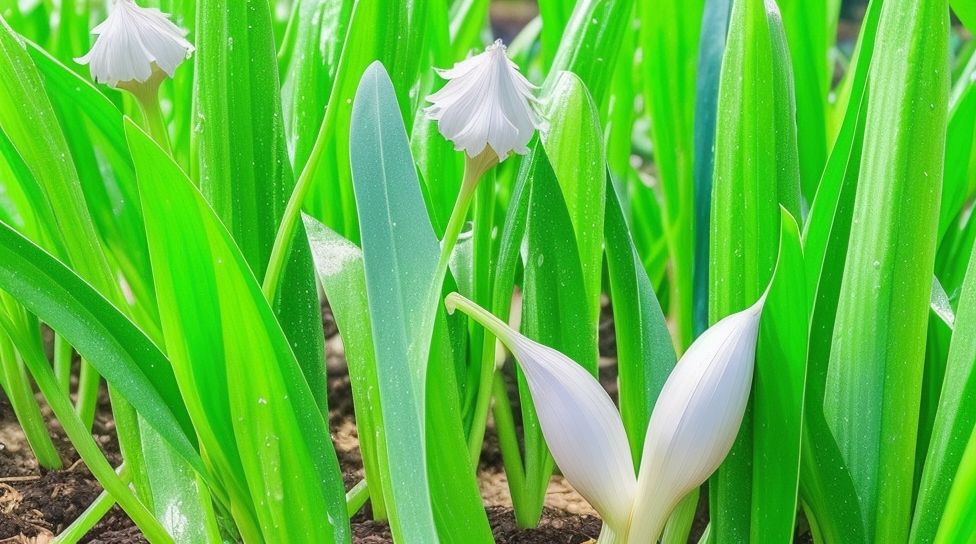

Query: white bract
<box><xmin>76</xmin><ymin>0</ymin><xmax>194</xmax><ymax>87</ymax></box>
<box><xmin>446</xmin><ymin>292</ymin><xmax>765</xmax><ymax>543</ymax></box>
<box><xmin>425</xmin><ymin>40</ymin><xmax>542</xmax><ymax>160</ymax></box>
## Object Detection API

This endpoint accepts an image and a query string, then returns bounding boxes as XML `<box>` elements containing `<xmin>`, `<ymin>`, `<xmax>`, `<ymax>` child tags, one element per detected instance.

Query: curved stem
<box><xmin>55</xmin><ymin>465</ymin><xmax>128</xmax><ymax>544</ymax></box>
<box><xmin>130</xmin><ymin>79</ymin><xmax>171</xmax><ymax>157</ymax></box>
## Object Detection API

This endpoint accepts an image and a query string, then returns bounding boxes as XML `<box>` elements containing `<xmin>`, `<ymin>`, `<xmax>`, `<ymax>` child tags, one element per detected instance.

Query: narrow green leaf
<box><xmin>692</xmin><ymin>0</ymin><xmax>732</xmax><ymax>337</ymax></box>
<box><xmin>541</xmin><ymin>72</ymin><xmax>606</xmax><ymax>327</ymax></box>
<box><xmin>605</xmin><ymin>179</ymin><xmax>675</xmax><ymax>464</ymax></box>
<box><xmin>639</xmin><ymin>0</ymin><xmax>703</xmax><ymax>348</ymax></box>
<box><xmin>779</xmin><ymin>0</ymin><xmax>830</xmax><ymax>200</ymax></box>
<box><xmin>752</xmin><ymin>208</ymin><xmax>806</xmax><ymax>541</ymax></box>
<box><xmin>303</xmin><ymin>214</ymin><xmax>388</xmax><ymax>519</ymax></box>
<box><xmin>823</xmin><ymin>0</ymin><xmax>950</xmax><ymax>540</ymax></box>
<box><xmin>349</xmin><ymin>62</ymin><xmax>490</xmax><ymax>542</ymax></box>
<box><xmin>933</xmin><ymin>424</ymin><xmax>976</xmax><ymax>542</ymax></box>
<box><xmin>708</xmin><ymin>0</ymin><xmax>802</xmax><ymax>539</ymax></box>
<box><xmin>518</xmin><ymin>143</ymin><xmax>596</xmax><ymax>523</ymax></box>
<box><xmin>912</xmin><ymin>244</ymin><xmax>976</xmax><ymax>543</ymax></box>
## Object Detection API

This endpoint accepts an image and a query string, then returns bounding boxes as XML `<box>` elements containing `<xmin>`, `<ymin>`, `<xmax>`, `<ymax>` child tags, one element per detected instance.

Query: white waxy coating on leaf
<box><xmin>75</xmin><ymin>0</ymin><xmax>194</xmax><ymax>87</ymax></box>
<box><xmin>628</xmin><ymin>297</ymin><xmax>765</xmax><ymax>542</ymax></box>
<box><xmin>424</xmin><ymin>40</ymin><xmax>542</xmax><ymax>160</ymax></box>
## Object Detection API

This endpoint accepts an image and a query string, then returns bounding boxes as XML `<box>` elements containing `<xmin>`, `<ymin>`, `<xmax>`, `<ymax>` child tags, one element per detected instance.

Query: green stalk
<box><xmin>0</xmin><ymin>321</ymin><xmax>171</xmax><ymax>543</ymax></box>
<box><xmin>0</xmin><ymin>329</ymin><xmax>60</xmax><ymax>469</ymax></box>
<box><xmin>74</xmin><ymin>358</ymin><xmax>99</xmax><ymax>430</ymax></box>
<box><xmin>345</xmin><ymin>479</ymin><xmax>370</xmax><ymax>517</ymax></box>
<box><xmin>54</xmin><ymin>465</ymin><xmax>128</xmax><ymax>544</ymax></box>
<box><xmin>491</xmin><ymin>374</ymin><xmax>529</xmax><ymax>525</ymax></box>
<box><xmin>53</xmin><ymin>333</ymin><xmax>72</xmax><ymax>392</ymax></box>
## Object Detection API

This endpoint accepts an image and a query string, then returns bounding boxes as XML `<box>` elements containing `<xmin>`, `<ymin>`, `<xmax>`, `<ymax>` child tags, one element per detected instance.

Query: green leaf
<box><xmin>0</xmin><ymin>16</ymin><xmax>121</xmax><ymax>302</ymax></box>
<box><xmin>778</xmin><ymin>0</ymin><xmax>830</xmax><ymax>200</ymax></box>
<box><xmin>604</xmin><ymin>179</ymin><xmax>675</xmax><ymax>464</ymax></box>
<box><xmin>543</xmin><ymin>0</ymin><xmax>633</xmax><ymax>107</ymax></box>
<box><xmin>301</xmin><ymin>0</ymin><xmax>429</xmax><ymax>237</ymax></box>
<box><xmin>541</xmin><ymin>72</ymin><xmax>606</xmax><ymax>328</ymax></box>
<box><xmin>518</xmin><ymin>143</ymin><xmax>596</xmax><ymax>523</ymax></box>
<box><xmin>707</xmin><ymin>0</ymin><xmax>802</xmax><ymax>539</ymax></box>
<box><xmin>692</xmin><ymin>0</ymin><xmax>732</xmax><ymax>337</ymax></box>
<box><xmin>638</xmin><ymin>0</ymin><xmax>703</xmax><ymax>348</ymax></box>
<box><xmin>0</xmin><ymin>220</ymin><xmax>200</xmax><ymax>476</ymax></box>
<box><xmin>934</xmin><ymin>424</ymin><xmax>976</xmax><ymax>542</ymax></box>
<box><xmin>126</xmin><ymin>120</ymin><xmax>350</xmax><ymax>543</ymax></box>
<box><xmin>823</xmin><ymin>0</ymin><xmax>950</xmax><ymax>540</ymax></box>
<box><xmin>752</xmin><ymin>208</ymin><xmax>806</xmax><ymax>541</ymax></box>
<box><xmin>303</xmin><ymin>215</ymin><xmax>388</xmax><ymax>519</ymax></box>
<box><xmin>912</xmin><ymin>244</ymin><xmax>976</xmax><ymax>543</ymax></box>
<box><xmin>349</xmin><ymin>62</ymin><xmax>490</xmax><ymax>543</ymax></box>
<box><xmin>193</xmin><ymin>0</ymin><xmax>328</xmax><ymax>416</ymax></box>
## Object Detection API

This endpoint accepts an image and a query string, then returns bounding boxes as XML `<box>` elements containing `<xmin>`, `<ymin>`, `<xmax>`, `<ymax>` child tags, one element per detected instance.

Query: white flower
<box><xmin>445</xmin><ymin>293</ymin><xmax>636</xmax><ymax>535</ymax></box>
<box><xmin>628</xmin><ymin>297</ymin><xmax>765</xmax><ymax>542</ymax></box>
<box><xmin>446</xmin><ymin>292</ymin><xmax>765</xmax><ymax>542</ymax></box>
<box><xmin>424</xmin><ymin>40</ymin><xmax>542</xmax><ymax>160</ymax></box>
<box><xmin>76</xmin><ymin>0</ymin><xmax>194</xmax><ymax>87</ymax></box>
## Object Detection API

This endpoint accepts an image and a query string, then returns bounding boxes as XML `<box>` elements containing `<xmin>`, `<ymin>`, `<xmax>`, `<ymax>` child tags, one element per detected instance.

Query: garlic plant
<box><xmin>446</xmin><ymin>292</ymin><xmax>764</xmax><ymax>543</ymax></box>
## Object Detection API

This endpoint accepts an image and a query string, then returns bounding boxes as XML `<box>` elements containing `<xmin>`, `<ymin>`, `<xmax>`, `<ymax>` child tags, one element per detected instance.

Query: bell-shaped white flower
<box><xmin>76</xmin><ymin>0</ymin><xmax>194</xmax><ymax>87</ymax></box>
<box><xmin>445</xmin><ymin>293</ymin><xmax>637</xmax><ymax>535</ymax></box>
<box><xmin>424</xmin><ymin>39</ymin><xmax>542</xmax><ymax>160</ymax></box>
<box><xmin>628</xmin><ymin>297</ymin><xmax>765</xmax><ymax>542</ymax></box>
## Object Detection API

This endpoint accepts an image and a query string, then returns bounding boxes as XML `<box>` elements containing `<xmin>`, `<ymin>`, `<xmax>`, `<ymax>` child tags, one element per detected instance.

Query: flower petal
<box><xmin>425</xmin><ymin>40</ymin><xmax>542</xmax><ymax>160</ymax></box>
<box><xmin>445</xmin><ymin>293</ymin><xmax>636</xmax><ymax>532</ymax></box>
<box><xmin>76</xmin><ymin>0</ymin><xmax>193</xmax><ymax>87</ymax></box>
<box><xmin>628</xmin><ymin>296</ymin><xmax>765</xmax><ymax>542</ymax></box>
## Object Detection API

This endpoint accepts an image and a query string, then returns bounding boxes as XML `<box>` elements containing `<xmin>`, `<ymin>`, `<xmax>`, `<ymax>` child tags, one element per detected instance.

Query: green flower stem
<box><xmin>54</xmin><ymin>465</ymin><xmax>128</xmax><ymax>544</ymax></box>
<box><xmin>445</xmin><ymin>293</ymin><xmax>533</xmax><ymax>523</ymax></box>
<box><xmin>75</xmin><ymin>357</ymin><xmax>99</xmax><ymax>430</ymax></box>
<box><xmin>0</xmin><ymin>330</ymin><xmax>60</xmax><ymax>469</ymax></box>
<box><xmin>492</xmin><ymin>374</ymin><xmax>531</xmax><ymax>526</ymax></box>
<box><xmin>345</xmin><ymin>479</ymin><xmax>370</xmax><ymax>517</ymax></box>
<box><xmin>435</xmin><ymin>165</ymin><xmax>481</xmax><ymax>286</ymax></box>
<box><xmin>129</xmin><ymin>78</ymin><xmax>172</xmax><ymax>156</ymax></box>
<box><xmin>53</xmin><ymin>333</ymin><xmax>72</xmax><ymax>392</ymax></box>
<box><xmin>0</xmin><ymin>315</ymin><xmax>172</xmax><ymax>544</ymax></box>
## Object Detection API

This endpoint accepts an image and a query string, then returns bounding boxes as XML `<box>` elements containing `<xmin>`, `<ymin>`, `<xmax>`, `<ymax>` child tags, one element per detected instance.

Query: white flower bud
<box><xmin>76</xmin><ymin>0</ymin><xmax>194</xmax><ymax>87</ymax></box>
<box><xmin>628</xmin><ymin>297</ymin><xmax>765</xmax><ymax>542</ymax></box>
<box><xmin>424</xmin><ymin>40</ymin><xmax>543</xmax><ymax>160</ymax></box>
<box><xmin>445</xmin><ymin>293</ymin><xmax>636</xmax><ymax>533</ymax></box>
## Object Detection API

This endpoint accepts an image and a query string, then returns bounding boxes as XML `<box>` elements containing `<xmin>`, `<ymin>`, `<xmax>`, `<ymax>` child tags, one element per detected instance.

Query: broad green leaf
<box><xmin>605</xmin><ymin>179</ymin><xmax>675</xmax><ymax>464</ymax></box>
<box><xmin>126</xmin><ymin>120</ymin><xmax>350</xmax><ymax>543</ymax></box>
<box><xmin>639</xmin><ymin>0</ymin><xmax>703</xmax><ymax>349</ymax></box>
<box><xmin>541</xmin><ymin>72</ymin><xmax>606</xmax><ymax>327</ymax></box>
<box><xmin>823</xmin><ymin>0</ymin><xmax>949</xmax><ymax>540</ymax></box>
<box><xmin>193</xmin><ymin>0</ymin><xmax>328</xmax><ymax>416</ymax></box>
<box><xmin>707</xmin><ymin>0</ymin><xmax>802</xmax><ymax>539</ymax></box>
<box><xmin>912</xmin><ymin>244</ymin><xmax>976</xmax><ymax>543</ymax></box>
<box><xmin>0</xmin><ymin>220</ymin><xmax>200</xmax><ymax>476</ymax></box>
<box><xmin>517</xmin><ymin>143</ymin><xmax>596</xmax><ymax>524</ymax></box>
<box><xmin>752</xmin><ymin>208</ymin><xmax>806</xmax><ymax>541</ymax></box>
<box><xmin>349</xmin><ymin>62</ymin><xmax>491</xmax><ymax>543</ymax></box>
<box><xmin>692</xmin><ymin>0</ymin><xmax>731</xmax><ymax>337</ymax></box>
<box><xmin>798</xmin><ymin>5</ymin><xmax>881</xmax><ymax>541</ymax></box>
